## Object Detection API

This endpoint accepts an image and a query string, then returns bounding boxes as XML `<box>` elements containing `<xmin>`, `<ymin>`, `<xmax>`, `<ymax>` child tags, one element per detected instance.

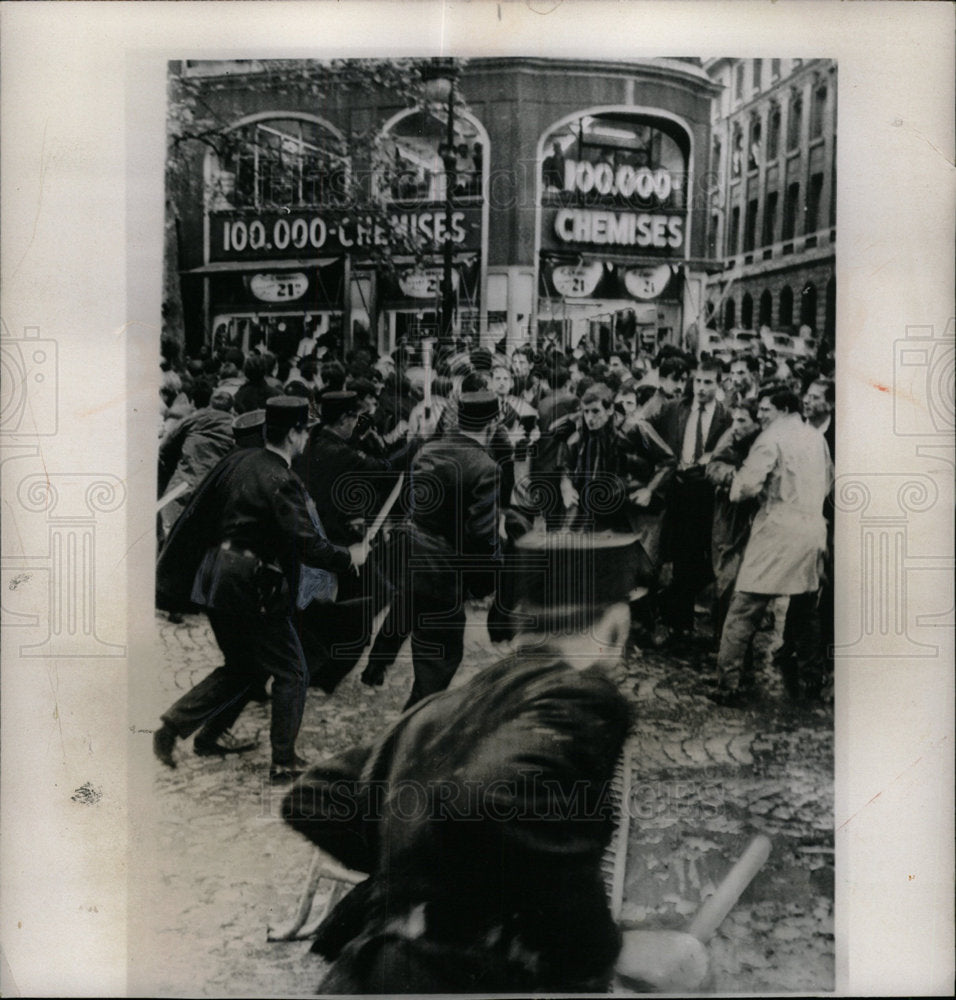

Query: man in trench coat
<box><xmin>712</xmin><ymin>388</ymin><xmax>832</xmax><ymax>706</ymax></box>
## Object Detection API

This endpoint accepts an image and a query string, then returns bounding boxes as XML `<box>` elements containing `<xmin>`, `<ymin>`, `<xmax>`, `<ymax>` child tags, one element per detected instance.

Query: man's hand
<box><xmin>561</xmin><ymin>477</ymin><xmax>579</xmax><ymax>509</ymax></box>
<box><xmin>348</xmin><ymin>538</ymin><xmax>369</xmax><ymax>572</ymax></box>
<box><xmin>629</xmin><ymin>487</ymin><xmax>653</xmax><ymax>508</ymax></box>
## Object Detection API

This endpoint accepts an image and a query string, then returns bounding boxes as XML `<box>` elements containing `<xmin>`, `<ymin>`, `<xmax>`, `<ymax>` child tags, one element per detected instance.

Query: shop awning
<box><xmin>182</xmin><ymin>258</ymin><xmax>340</xmax><ymax>274</ymax></box>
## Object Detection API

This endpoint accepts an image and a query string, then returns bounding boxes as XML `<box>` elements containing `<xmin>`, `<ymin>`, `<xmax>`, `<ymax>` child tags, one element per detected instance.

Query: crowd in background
<box><xmin>158</xmin><ymin>324</ymin><xmax>835</xmax><ymax>707</ymax></box>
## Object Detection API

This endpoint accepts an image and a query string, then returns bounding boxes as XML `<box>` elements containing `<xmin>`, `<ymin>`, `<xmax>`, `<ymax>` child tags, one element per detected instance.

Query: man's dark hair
<box><xmin>243</xmin><ymin>354</ymin><xmax>271</xmax><ymax>384</ymax></box>
<box><xmin>609</xmin><ymin>348</ymin><xmax>632</xmax><ymax>368</ymax></box>
<box><xmin>552</xmin><ymin>366</ymin><xmax>572</xmax><ymax>390</ymax></box>
<box><xmin>191</xmin><ymin>378</ymin><xmax>213</xmax><ymax>409</ymax></box>
<box><xmin>321</xmin><ymin>361</ymin><xmax>347</xmax><ymax>391</ymax></box>
<box><xmin>768</xmin><ymin>389</ymin><xmax>802</xmax><ymax>414</ymax></box>
<box><xmin>659</xmin><ymin>356</ymin><xmax>689</xmax><ymax>380</ymax></box>
<box><xmin>732</xmin><ymin>354</ymin><xmax>761</xmax><ymax>374</ymax></box>
<box><xmin>694</xmin><ymin>357</ymin><xmax>723</xmax><ymax>376</ymax></box>
<box><xmin>757</xmin><ymin>379</ymin><xmax>790</xmax><ymax>401</ymax></box>
<box><xmin>635</xmin><ymin>384</ymin><xmax>658</xmax><ymax>407</ymax></box>
<box><xmin>461</xmin><ymin>370</ymin><xmax>490</xmax><ymax>393</ymax></box>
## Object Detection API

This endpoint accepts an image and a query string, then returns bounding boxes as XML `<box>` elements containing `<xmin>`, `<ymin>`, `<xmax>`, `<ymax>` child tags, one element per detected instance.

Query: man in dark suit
<box><xmin>282</xmin><ymin>534</ymin><xmax>640</xmax><ymax>995</ymax></box>
<box><xmin>650</xmin><ymin>357</ymin><xmax>732</xmax><ymax>642</ymax></box>
<box><xmin>402</xmin><ymin>390</ymin><xmax>502</xmax><ymax>708</ymax></box>
<box><xmin>153</xmin><ymin>397</ymin><xmax>368</xmax><ymax>781</ymax></box>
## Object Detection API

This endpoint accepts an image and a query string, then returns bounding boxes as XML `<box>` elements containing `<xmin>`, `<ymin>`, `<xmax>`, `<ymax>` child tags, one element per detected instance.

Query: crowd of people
<box><xmin>152</xmin><ymin>325</ymin><xmax>834</xmax><ymax>991</ymax></box>
<box><xmin>157</xmin><ymin>325</ymin><xmax>835</xmax><ymax>711</ymax></box>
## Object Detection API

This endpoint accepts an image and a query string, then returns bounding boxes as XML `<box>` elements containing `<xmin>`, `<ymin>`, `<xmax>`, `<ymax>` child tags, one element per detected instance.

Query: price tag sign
<box><xmin>249</xmin><ymin>272</ymin><xmax>309</xmax><ymax>302</ymax></box>
<box><xmin>552</xmin><ymin>261</ymin><xmax>603</xmax><ymax>298</ymax></box>
<box><xmin>623</xmin><ymin>264</ymin><xmax>672</xmax><ymax>300</ymax></box>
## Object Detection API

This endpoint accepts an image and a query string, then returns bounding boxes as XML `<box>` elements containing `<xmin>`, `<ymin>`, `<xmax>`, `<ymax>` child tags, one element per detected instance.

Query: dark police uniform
<box><xmin>403</xmin><ymin>411</ymin><xmax>500</xmax><ymax>708</ymax></box>
<box><xmin>156</xmin><ymin>400</ymin><xmax>351</xmax><ymax>768</ymax></box>
<box><xmin>283</xmin><ymin>650</ymin><xmax>631</xmax><ymax>995</ymax></box>
<box><xmin>292</xmin><ymin>397</ymin><xmax>416</xmax><ymax>692</ymax></box>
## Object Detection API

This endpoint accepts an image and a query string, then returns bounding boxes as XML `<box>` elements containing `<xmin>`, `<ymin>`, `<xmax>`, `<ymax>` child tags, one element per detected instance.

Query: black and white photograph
<box><xmin>0</xmin><ymin>3</ymin><xmax>952</xmax><ymax>997</ymax></box>
<box><xmin>143</xmin><ymin>55</ymin><xmax>837</xmax><ymax>995</ymax></box>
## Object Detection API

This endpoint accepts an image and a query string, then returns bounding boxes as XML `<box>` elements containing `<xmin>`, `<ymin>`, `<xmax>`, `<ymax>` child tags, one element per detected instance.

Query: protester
<box><xmin>706</xmin><ymin>397</ymin><xmax>762</xmax><ymax>646</ymax></box>
<box><xmin>712</xmin><ymin>388</ymin><xmax>832</xmax><ymax>706</ymax></box>
<box><xmin>158</xmin><ymin>383</ymin><xmax>235</xmax><ymax>537</ymax></box>
<box><xmin>650</xmin><ymin>358</ymin><xmax>732</xmax><ymax>646</ymax></box>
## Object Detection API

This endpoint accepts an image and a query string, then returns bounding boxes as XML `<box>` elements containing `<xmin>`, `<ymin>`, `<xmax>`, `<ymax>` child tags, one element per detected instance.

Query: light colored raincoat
<box><xmin>730</xmin><ymin>412</ymin><xmax>831</xmax><ymax>595</ymax></box>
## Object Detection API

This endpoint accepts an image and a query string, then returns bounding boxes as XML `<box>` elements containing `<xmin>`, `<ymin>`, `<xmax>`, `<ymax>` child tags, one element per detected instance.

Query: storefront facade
<box><xmin>169</xmin><ymin>58</ymin><xmax>719</xmax><ymax>358</ymax></box>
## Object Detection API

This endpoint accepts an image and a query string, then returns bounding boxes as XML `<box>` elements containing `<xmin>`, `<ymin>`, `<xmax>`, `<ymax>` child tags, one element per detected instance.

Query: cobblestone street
<box><xmin>131</xmin><ymin>603</ymin><xmax>833</xmax><ymax>996</ymax></box>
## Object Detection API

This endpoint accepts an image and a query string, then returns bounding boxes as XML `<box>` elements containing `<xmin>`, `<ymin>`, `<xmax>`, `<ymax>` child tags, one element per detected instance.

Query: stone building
<box><xmin>702</xmin><ymin>58</ymin><xmax>837</xmax><ymax>348</ymax></box>
<box><xmin>166</xmin><ymin>57</ymin><xmax>720</xmax><ymax>359</ymax></box>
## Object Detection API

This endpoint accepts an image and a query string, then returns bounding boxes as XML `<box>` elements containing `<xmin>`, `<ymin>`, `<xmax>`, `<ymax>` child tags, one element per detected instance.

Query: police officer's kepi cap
<box><xmin>458</xmin><ymin>390</ymin><xmax>499</xmax><ymax>431</ymax></box>
<box><xmin>514</xmin><ymin>531</ymin><xmax>649</xmax><ymax>610</ymax></box>
<box><xmin>320</xmin><ymin>390</ymin><xmax>360</xmax><ymax>425</ymax></box>
<box><xmin>265</xmin><ymin>396</ymin><xmax>310</xmax><ymax>430</ymax></box>
<box><xmin>232</xmin><ymin>408</ymin><xmax>265</xmax><ymax>445</ymax></box>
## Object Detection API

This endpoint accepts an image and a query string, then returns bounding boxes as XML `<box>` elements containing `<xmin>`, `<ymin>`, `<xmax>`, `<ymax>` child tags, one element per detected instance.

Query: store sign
<box><xmin>208</xmin><ymin>207</ymin><xmax>482</xmax><ymax>262</ymax></box>
<box><xmin>551</xmin><ymin>261</ymin><xmax>603</xmax><ymax>298</ymax></box>
<box><xmin>560</xmin><ymin>160</ymin><xmax>677</xmax><ymax>202</ymax></box>
<box><xmin>623</xmin><ymin>264</ymin><xmax>673</xmax><ymax>300</ymax></box>
<box><xmin>249</xmin><ymin>272</ymin><xmax>309</xmax><ymax>302</ymax></box>
<box><xmin>398</xmin><ymin>268</ymin><xmax>459</xmax><ymax>299</ymax></box>
<box><xmin>551</xmin><ymin>208</ymin><xmax>685</xmax><ymax>252</ymax></box>
<box><xmin>539</xmin><ymin>114</ymin><xmax>690</xmax><ymax>261</ymax></box>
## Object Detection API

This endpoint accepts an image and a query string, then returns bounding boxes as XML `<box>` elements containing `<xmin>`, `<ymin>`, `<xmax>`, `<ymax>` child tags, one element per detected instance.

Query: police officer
<box><xmin>282</xmin><ymin>533</ymin><xmax>640</xmax><ymax>994</ymax></box>
<box><xmin>153</xmin><ymin>396</ymin><xmax>368</xmax><ymax>781</ymax></box>
<box><xmin>293</xmin><ymin>390</ymin><xmax>417</xmax><ymax>692</ymax></box>
<box><xmin>402</xmin><ymin>390</ymin><xmax>501</xmax><ymax>708</ymax></box>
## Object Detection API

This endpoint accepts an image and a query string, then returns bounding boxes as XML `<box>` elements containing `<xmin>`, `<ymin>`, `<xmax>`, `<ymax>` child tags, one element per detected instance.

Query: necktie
<box><xmin>693</xmin><ymin>405</ymin><xmax>705</xmax><ymax>461</ymax></box>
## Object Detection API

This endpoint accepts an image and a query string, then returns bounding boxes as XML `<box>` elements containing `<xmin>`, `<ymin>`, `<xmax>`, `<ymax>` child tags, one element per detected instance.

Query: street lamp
<box><xmin>421</xmin><ymin>58</ymin><xmax>460</xmax><ymax>345</ymax></box>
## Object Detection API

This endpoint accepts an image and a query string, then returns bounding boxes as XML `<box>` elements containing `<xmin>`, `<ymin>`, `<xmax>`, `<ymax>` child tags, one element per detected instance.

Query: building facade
<box><xmin>702</xmin><ymin>58</ymin><xmax>837</xmax><ymax>347</ymax></box>
<box><xmin>167</xmin><ymin>58</ymin><xmax>720</xmax><ymax>359</ymax></box>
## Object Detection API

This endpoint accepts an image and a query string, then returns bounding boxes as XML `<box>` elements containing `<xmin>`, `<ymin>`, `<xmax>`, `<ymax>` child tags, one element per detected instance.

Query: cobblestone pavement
<box><xmin>133</xmin><ymin>601</ymin><xmax>833</xmax><ymax>996</ymax></box>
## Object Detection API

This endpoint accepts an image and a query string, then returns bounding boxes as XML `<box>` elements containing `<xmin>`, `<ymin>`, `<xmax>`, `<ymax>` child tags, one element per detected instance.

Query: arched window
<box><xmin>705</xmin><ymin>300</ymin><xmax>718</xmax><ymax>330</ymax></box>
<box><xmin>378</xmin><ymin>108</ymin><xmax>485</xmax><ymax>203</ymax></box>
<box><xmin>759</xmin><ymin>289</ymin><xmax>773</xmax><ymax>328</ymax></box>
<box><xmin>724</xmin><ymin>297</ymin><xmax>736</xmax><ymax>330</ymax></box>
<box><xmin>800</xmin><ymin>282</ymin><xmax>817</xmax><ymax>330</ymax></box>
<box><xmin>212</xmin><ymin>115</ymin><xmax>347</xmax><ymax>210</ymax></box>
<box><xmin>741</xmin><ymin>292</ymin><xmax>754</xmax><ymax>329</ymax></box>
<box><xmin>779</xmin><ymin>285</ymin><xmax>794</xmax><ymax>329</ymax></box>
